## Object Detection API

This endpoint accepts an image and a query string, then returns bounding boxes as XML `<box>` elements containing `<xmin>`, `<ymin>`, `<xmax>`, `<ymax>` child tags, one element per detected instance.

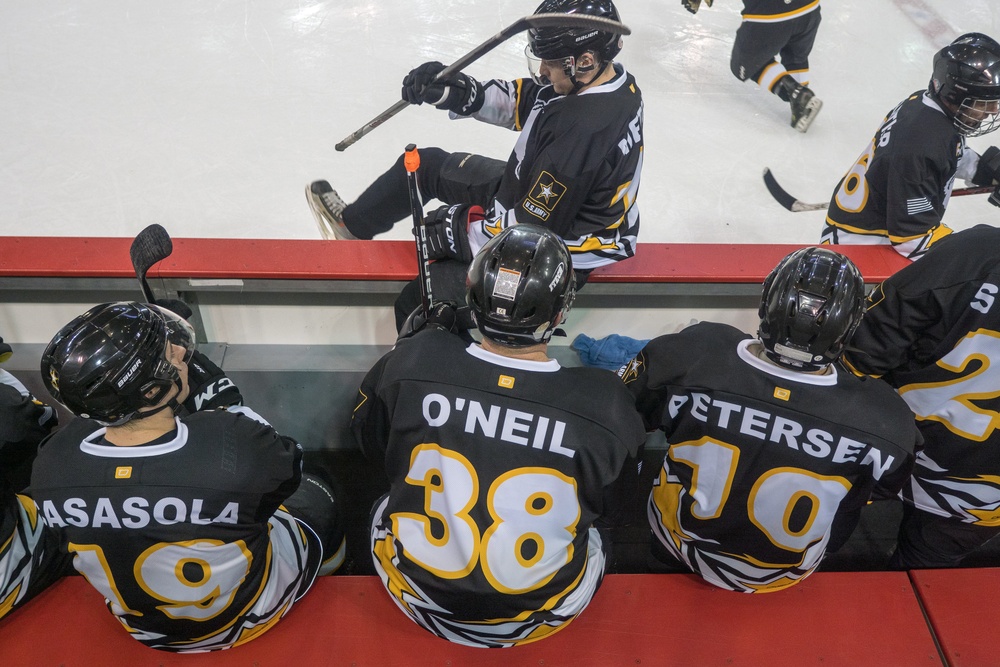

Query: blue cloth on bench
<box><xmin>571</xmin><ymin>333</ymin><xmax>649</xmax><ymax>371</ymax></box>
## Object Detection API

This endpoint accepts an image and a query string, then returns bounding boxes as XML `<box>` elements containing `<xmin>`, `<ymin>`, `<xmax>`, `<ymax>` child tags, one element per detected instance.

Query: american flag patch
<box><xmin>906</xmin><ymin>197</ymin><xmax>933</xmax><ymax>215</ymax></box>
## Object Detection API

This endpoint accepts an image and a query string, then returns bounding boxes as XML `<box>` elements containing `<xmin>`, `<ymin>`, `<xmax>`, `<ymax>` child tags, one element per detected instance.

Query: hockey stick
<box><xmin>335</xmin><ymin>13</ymin><xmax>632</xmax><ymax>152</ymax></box>
<box><xmin>763</xmin><ymin>167</ymin><xmax>995</xmax><ymax>212</ymax></box>
<box><xmin>404</xmin><ymin>144</ymin><xmax>433</xmax><ymax>317</ymax></box>
<box><xmin>129</xmin><ymin>223</ymin><xmax>173</xmax><ymax>303</ymax></box>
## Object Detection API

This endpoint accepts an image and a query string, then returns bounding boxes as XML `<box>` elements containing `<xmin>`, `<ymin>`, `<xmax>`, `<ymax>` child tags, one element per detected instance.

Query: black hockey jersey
<box><xmin>353</xmin><ymin>329</ymin><xmax>645</xmax><ymax>646</ymax></box>
<box><xmin>843</xmin><ymin>225</ymin><xmax>1000</xmax><ymax>525</ymax></box>
<box><xmin>465</xmin><ymin>64</ymin><xmax>644</xmax><ymax>271</ymax></box>
<box><xmin>27</xmin><ymin>407</ymin><xmax>320</xmax><ymax>651</ymax></box>
<box><xmin>823</xmin><ymin>91</ymin><xmax>977</xmax><ymax>259</ymax></box>
<box><xmin>622</xmin><ymin>323</ymin><xmax>918</xmax><ymax>593</ymax></box>
<box><xmin>0</xmin><ymin>376</ymin><xmax>62</xmax><ymax>620</ymax></box>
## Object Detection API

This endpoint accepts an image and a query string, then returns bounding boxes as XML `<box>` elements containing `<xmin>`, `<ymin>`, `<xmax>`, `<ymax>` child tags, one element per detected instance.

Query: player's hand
<box><xmin>397</xmin><ymin>302</ymin><xmax>460</xmax><ymax>341</ymax></box>
<box><xmin>681</xmin><ymin>0</ymin><xmax>711</xmax><ymax>14</ymax></box>
<box><xmin>0</xmin><ymin>336</ymin><xmax>12</xmax><ymax>364</ymax></box>
<box><xmin>974</xmin><ymin>146</ymin><xmax>1000</xmax><ymax>186</ymax></box>
<box><xmin>401</xmin><ymin>62</ymin><xmax>483</xmax><ymax>115</ymax></box>
<box><xmin>423</xmin><ymin>204</ymin><xmax>482</xmax><ymax>262</ymax></box>
<box><xmin>183</xmin><ymin>350</ymin><xmax>243</xmax><ymax>413</ymax></box>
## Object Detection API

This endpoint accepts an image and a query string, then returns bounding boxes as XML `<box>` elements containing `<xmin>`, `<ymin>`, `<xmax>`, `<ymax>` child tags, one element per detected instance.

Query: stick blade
<box><xmin>130</xmin><ymin>224</ymin><xmax>173</xmax><ymax>275</ymax></box>
<box><xmin>762</xmin><ymin>168</ymin><xmax>827</xmax><ymax>212</ymax></box>
<box><xmin>527</xmin><ymin>13</ymin><xmax>631</xmax><ymax>35</ymax></box>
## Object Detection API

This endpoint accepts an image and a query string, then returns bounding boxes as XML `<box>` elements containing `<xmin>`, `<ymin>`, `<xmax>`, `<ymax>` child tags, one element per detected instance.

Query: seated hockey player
<box><xmin>306</xmin><ymin>0</ymin><xmax>642</xmax><ymax>331</ymax></box>
<box><xmin>0</xmin><ymin>338</ymin><xmax>67</xmax><ymax>621</ymax></box>
<box><xmin>28</xmin><ymin>302</ymin><xmax>345</xmax><ymax>651</ymax></box>
<box><xmin>352</xmin><ymin>224</ymin><xmax>646</xmax><ymax>647</ymax></box>
<box><xmin>620</xmin><ymin>247</ymin><xmax>920</xmax><ymax>593</ymax></box>
<box><xmin>822</xmin><ymin>32</ymin><xmax>1000</xmax><ymax>259</ymax></box>
<box><xmin>842</xmin><ymin>225</ymin><xmax>1000</xmax><ymax>568</ymax></box>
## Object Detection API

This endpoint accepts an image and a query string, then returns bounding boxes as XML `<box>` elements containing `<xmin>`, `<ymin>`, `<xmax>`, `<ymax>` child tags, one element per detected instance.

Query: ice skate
<box><xmin>306</xmin><ymin>180</ymin><xmax>357</xmax><ymax>240</ymax></box>
<box><xmin>789</xmin><ymin>84</ymin><xmax>822</xmax><ymax>133</ymax></box>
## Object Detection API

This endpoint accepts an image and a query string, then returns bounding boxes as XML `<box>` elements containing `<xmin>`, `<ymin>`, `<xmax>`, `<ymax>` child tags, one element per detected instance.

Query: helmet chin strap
<box><xmin>128</xmin><ymin>378</ymin><xmax>185</xmax><ymax>423</ymax></box>
<box><xmin>568</xmin><ymin>57</ymin><xmax>611</xmax><ymax>94</ymax></box>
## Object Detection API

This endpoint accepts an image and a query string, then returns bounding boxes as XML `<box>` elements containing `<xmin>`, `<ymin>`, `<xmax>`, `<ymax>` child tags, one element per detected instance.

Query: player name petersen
<box><xmin>668</xmin><ymin>391</ymin><xmax>898</xmax><ymax>479</ymax></box>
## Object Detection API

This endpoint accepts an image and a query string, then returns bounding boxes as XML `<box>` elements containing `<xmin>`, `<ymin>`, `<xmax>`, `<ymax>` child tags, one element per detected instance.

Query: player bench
<box><xmin>0</xmin><ymin>571</ymin><xmax>946</xmax><ymax>666</ymax></box>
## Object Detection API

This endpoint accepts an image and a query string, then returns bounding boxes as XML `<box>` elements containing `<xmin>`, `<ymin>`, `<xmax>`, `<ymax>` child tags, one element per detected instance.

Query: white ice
<box><xmin>1</xmin><ymin>0</ymin><xmax>999</xmax><ymax>246</ymax></box>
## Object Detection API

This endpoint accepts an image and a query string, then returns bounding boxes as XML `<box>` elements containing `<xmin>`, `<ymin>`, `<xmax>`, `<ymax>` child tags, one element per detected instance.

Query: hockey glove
<box><xmin>183</xmin><ymin>350</ymin><xmax>243</xmax><ymax>413</ymax></box>
<box><xmin>401</xmin><ymin>62</ymin><xmax>484</xmax><ymax>116</ymax></box>
<box><xmin>681</xmin><ymin>0</ymin><xmax>712</xmax><ymax>14</ymax></box>
<box><xmin>423</xmin><ymin>204</ymin><xmax>482</xmax><ymax>263</ymax></box>
<box><xmin>397</xmin><ymin>301</ymin><xmax>460</xmax><ymax>341</ymax></box>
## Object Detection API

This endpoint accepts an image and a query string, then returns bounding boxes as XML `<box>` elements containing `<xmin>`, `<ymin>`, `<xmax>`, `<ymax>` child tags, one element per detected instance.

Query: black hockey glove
<box><xmin>183</xmin><ymin>350</ymin><xmax>243</xmax><ymax>413</ymax></box>
<box><xmin>423</xmin><ymin>204</ymin><xmax>482</xmax><ymax>262</ymax></box>
<box><xmin>397</xmin><ymin>302</ymin><xmax>460</xmax><ymax>341</ymax></box>
<box><xmin>681</xmin><ymin>0</ymin><xmax>712</xmax><ymax>14</ymax></box>
<box><xmin>973</xmin><ymin>146</ymin><xmax>1000</xmax><ymax>186</ymax></box>
<box><xmin>0</xmin><ymin>336</ymin><xmax>11</xmax><ymax>363</ymax></box>
<box><xmin>401</xmin><ymin>62</ymin><xmax>484</xmax><ymax>116</ymax></box>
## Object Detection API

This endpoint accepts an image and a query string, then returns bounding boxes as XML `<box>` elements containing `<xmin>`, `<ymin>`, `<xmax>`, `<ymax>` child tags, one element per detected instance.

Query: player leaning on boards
<box><xmin>0</xmin><ymin>341</ymin><xmax>67</xmax><ymax>622</ymax></box>
<box><xmin>822</xmin><ymin>33</ymin><xmax>1000</xmax><ymax>260</ymax></box>
<box><xmin>352</xmin><ymin>225</ymin><xmax>646</xmax><ymax>647</ymax></box>
<box><xmin>308</xmin><ymin>0</ymin><xmax>643</xmax><ymax>330</ymax></box>
<box><xmin>620</xmin><ymin>248</ymin><xmax>919</xmax><ymax>593</ymax></box>
<box><xmin>27</xmin><ymin>302</ymin><xmax>345</xmax><ymax>652</ymax></box>
<box><xmin>842</xmin><ymin>225</ymin><xmax>1000</xmax><ymax>569</ymax></box>
<box><xmin>682</xmin><ymin>0</ymin><xmax>823</xmax><ymax>132</ymax></box>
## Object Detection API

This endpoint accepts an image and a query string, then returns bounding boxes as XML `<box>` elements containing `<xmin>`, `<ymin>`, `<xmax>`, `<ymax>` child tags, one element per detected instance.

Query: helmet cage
<box><xmin>930</xmin><ymin>32</ymin><xmax>1000</xmax><ymax>136</ymax></box>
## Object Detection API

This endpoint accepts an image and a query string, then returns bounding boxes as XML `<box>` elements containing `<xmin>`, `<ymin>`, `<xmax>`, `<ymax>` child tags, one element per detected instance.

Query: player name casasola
<box><xmin>39</xmin><ymin>496</ymin><xmax>239</xmax><ymax>529</ymax></box>
<box><xmin>666</xmin><ymin>390</ymin><xmax>897</xmax><ymax>480</ymax></box>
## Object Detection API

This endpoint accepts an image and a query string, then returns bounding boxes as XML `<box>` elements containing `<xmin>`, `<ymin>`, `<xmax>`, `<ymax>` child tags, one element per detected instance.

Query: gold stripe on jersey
<box><xmin>888</xmin><ymin>223</ymin><xmax>952</xmax><ymax>245</ymax></box>
<box><xmin>743</xmin><ymin>0</ymin><xmax>820</xmax><ymax>22</ymax></box>
<box><xmin>823</xmin><ymin>217</ymin><xmax>889</xmax><ymax>236</ymax></box>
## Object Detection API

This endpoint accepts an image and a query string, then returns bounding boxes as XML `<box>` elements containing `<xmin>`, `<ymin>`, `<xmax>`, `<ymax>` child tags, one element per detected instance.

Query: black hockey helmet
<box><xmin>467</xmin><ymin>224</ymin><xmax>576</xmax><ymax>347</ymax></box>
<box><xmin>929</xmin><ymin>32</ymin><xmax>1000</xmax><ymax>136</ymax></box>
<box><xmin>41</xmin><ymin>301</ymin><xmax>195</xmax><ymax>425</ymax></box>
<box><xmin>757</xmin><ymin>248</ymin><xmax>866</xmax><ymax>372</ymax></box>
<box><xmin>526</xmin><ymin>0</ymin><xmax>623</xmax><ymax>87</ymax></box>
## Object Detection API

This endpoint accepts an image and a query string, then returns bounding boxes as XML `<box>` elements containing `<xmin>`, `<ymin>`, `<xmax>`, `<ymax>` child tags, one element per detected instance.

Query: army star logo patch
<box><xmin>523</xmin><ymin>171</ymin><xmax>566</xmax><ymax>221</ymax></box>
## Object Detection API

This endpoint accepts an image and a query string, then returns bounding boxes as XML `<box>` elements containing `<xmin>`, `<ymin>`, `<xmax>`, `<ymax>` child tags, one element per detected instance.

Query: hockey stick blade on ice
<box><xmin>335</xmin><ymin>13</ymin><xmax>632</xmax><ymax>152</ymax></box>
<box><xmin>763</xmin><ymin>167</ymin><xmax>996</xmax><ymax>213</ymax></box>
<box><xmin>130</xmin><ymin>223</ymin><xmax>173</xmax><ymax>303</ymax></box>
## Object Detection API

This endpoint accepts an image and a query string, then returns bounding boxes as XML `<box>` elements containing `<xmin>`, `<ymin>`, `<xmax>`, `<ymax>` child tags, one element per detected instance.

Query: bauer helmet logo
<box><xmin>575</xmin><ymin>30</ymin><xmax>599</xmax><ymax>44</ymax></box>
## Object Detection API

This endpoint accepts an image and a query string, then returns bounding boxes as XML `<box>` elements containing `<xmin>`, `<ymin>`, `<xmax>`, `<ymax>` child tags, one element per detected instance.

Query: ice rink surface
<box><xmin>1</xmin><ymin>0</ymin><xmax>1000</xmax><ymax>246</ymax></box>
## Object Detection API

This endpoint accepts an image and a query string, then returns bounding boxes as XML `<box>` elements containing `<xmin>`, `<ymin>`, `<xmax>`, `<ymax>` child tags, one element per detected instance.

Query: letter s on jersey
<box><xmin>972</xmin><ymin>282</ymin><xmax>999</xmax><ymax>314</ymax></box>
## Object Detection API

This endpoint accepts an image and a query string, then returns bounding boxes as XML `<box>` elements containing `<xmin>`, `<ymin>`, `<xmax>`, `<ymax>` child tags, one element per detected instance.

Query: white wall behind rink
<box><xmin>0</xmin><ymin>302</ymin><xmax>761</xmax><ymax>349</ymax></box>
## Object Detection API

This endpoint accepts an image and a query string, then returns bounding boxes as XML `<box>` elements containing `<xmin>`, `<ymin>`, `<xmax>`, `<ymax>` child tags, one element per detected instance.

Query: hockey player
<box><xmin>307</xmin><ymin>0</ymin><xmax>643</xmax><ymax>330</ymax></box>
<box><xmin>353</xmin><ymin>224</ymin><xmax>646</xmax><ymax>647</ymax></box>
<box><xmin>682</xmin><ymin>0</ymin><xmax>823</xmax><ymax>132</ymax></box>
<box><xmin>0</xmin><ymin>341</ymin><xmax>67</xmax><ymax>621</ymax></box>
<box><xmin>621</xmin><ymin>247</ymin><xmax>919</xmax><ymax>593</ymax></box>
<box><xmin>28</xmin><ymin>302</ymin><xmax>345</xmax><ymax>652</ymax></box>
<box><xmin>842</xmin><ymin>225</ymin><xmax>1000</xmax><ymax>568</ymax></box>
<box><xmin>822</xmin><ymin>33</ymin><xmax>1000</xmax><ymax>260</ymax></box>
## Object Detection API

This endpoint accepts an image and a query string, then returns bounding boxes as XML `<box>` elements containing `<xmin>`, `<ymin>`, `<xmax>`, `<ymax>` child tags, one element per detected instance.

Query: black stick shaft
<box><xmin>404</xmin><ymin>145</ymin><xmax>432</xmax><ymax>317</ymax></box>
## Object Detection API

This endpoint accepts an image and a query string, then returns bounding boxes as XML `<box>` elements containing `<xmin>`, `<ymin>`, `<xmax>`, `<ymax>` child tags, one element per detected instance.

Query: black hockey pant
<box><xmin>341</xmin><ymin>148</ymin><xmax>505</xmax><ymax>239</ymax></box>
